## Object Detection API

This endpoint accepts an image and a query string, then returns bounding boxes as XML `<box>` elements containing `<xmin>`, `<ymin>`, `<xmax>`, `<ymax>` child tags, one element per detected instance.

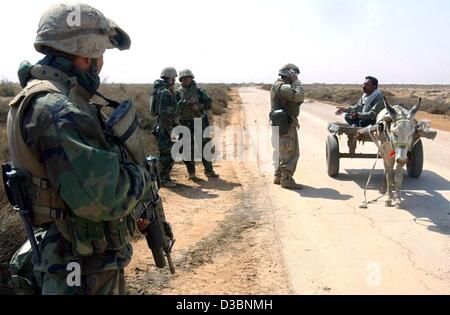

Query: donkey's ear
<box><xmin>384</xmin><ymin>97</ymin><xmax>397</xmax><ymax>119</ymax></box>
<box><xmin>408</xmin><ymin>98</ymin><xmax>422</xmax><ymax>118</ymax></box>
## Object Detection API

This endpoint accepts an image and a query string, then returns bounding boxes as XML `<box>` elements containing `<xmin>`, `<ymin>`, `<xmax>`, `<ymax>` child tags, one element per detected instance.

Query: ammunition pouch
<box><xmin>270</xmin><ymin>109</ymin><xmax>292</xmax><ymax>135</ymax></box>
<box><xmin>66</xmin><ymin>213</ymin><xmax>136</xmax><ymax>256</ymax></box>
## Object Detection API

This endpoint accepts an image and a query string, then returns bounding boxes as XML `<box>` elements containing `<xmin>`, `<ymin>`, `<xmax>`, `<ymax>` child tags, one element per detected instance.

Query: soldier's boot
<box><xmin>161</xmin><ymin>175</ymin><xmax>177</xmax><ymax>188</ymax></box>
<box><xmin>274</xmin><ymin>174</ymin><xmax>281</xmax><ymax>185</ymax></box>
<box><xmin>186</xmin><ymin>163</ymin><xmax>197</xmax><ymax>180</ymax></box>
<box><xmin>280</xmin><ymin>177</ymin><xmax>302</xmax><ymax>190</ymax></box>
<box><xmin>203</xmin><ymin>159</ymin><xmax>219</xmax><ymax>178</ymax></box>
<box><xmin>204</xmin><ymin>170</ymin><xmax>219</xmax><ymax>178</ymax></box>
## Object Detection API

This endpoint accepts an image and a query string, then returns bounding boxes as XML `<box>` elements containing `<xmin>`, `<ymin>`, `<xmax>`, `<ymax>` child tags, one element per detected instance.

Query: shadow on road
<box><xmin>292</xmin><ymin>185</ymin><xmax>353</xmax><ymax>201</ymax></box>
<box><xmin>195</xmin><ymin>177</ymin><xmax>242</xmax><ymax>191</ymax></box>
<box><xmin>165</xmin><ymin>183</ymin><xmax>219</xmax><ymax>200</ymax></box>
<box><xmin>341</xmin><ymin>169</ymin><xmax>450</xmax><ymax>235</ymax></box>
<box><xmin>167</xmin><ymin>178</ymin><xmax>241</xmax><ymax>200</ymax></box>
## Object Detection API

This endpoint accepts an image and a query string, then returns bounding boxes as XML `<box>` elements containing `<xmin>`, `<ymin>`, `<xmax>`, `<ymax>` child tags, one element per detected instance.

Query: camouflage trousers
<box><xmin>272</xmin><ymin>124</ymin><xmax>299</xmax><ymax>179</ymax></box>
<box><xmin>36</xmin><ymin>224</ymin><xmax>131</xmax><ymax>295</ymax></box>
<box><xmin>157</xmin><ymin>124</ymin><xmax>175</xmax><ymax>180</ymax></box>
<box><xmin>179</xmin><ymin>117</ymin><xmax>214</xmax><ymax>174</ymax></box>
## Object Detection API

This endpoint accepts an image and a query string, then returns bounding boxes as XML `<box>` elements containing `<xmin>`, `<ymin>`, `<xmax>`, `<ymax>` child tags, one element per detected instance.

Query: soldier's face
<box><xmin>168</xmin><ymin>77</ymin><xmax>176</xmax><ymax>86</ymax></box>
<box><xmin>181</xmin><ymin>77</ymin><xmax>193</xmax><ymax>87</ymax></box>
<box><xmin>73</xmin><ymin>55</ymin><xmax>104</xmax><ymax>74</ymax></box>
<box><xmin>281</xmin><ymin>76</ymin><xmax>291</xmax><ymax>84</ymax></box>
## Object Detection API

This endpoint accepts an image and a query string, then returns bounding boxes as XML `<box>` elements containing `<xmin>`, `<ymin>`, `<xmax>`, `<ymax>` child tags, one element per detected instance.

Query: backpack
<box><xmin>8</xmin><ymin>229</ymin><xmax>47</xmax><ymax>295</ymax></box>
<box><xmin>150</xmin><ymin>88</ymin><xmax>160</xmax><ymax>117</ymax></box>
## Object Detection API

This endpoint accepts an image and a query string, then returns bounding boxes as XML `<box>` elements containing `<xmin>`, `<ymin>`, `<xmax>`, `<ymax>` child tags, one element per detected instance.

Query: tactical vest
<box><xmin>270</xmin><ymin>80</ymin><xmax>301</xmax><ymax>126</ymax></box>
<box><xmin>178</xmin><ymin>86</ymin><xmax>202</xmax><ymax>120</ymax></box>
<box><xmin>7</xmin><ymin>66</ymin><xmax>73</xmax><ymax>227</ymax></box>
<box><xmin>7</xmin><ymin>64</ymin><xmax>136</xmax><ymax>256</ymax></box>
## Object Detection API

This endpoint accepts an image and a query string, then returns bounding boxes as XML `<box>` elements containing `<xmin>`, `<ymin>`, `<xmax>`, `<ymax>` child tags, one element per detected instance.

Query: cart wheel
<box><xmin>407</xmin><ymin>140</ymin><xmax>423</xmax><ymax>178</ymax></box>
<box><xmin>326</xmin><ymin>135</ymin><xmax>340</xmax><ymax>177</ymax></box>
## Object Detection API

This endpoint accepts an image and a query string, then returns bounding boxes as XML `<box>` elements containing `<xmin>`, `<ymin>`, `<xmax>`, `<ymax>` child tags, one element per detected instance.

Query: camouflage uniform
<box><xmin>176</xmin><ymin>75</ymin><xmax>216</xmax><ymax>177</ymax></box>
<box><xmin>152</xmin><ymin>78</ymin><xmax>179</xmax><ymax>183</ymax></box>
<box><xmin>7</xmin><ymin>3</ymin><xmax>150</xmax><ymax>295</ymax></box>
<box><xmin>270</xmin><ymin>64</ymin><xmax>305</xmax><ymax>188</ymax></box>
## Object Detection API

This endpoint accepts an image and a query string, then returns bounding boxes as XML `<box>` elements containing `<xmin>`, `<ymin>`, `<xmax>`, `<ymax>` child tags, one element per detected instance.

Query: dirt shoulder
<box><xmin>125</xmin><ymin>89</ymin><xmax>290</xmax><ymax>295</ymax></box>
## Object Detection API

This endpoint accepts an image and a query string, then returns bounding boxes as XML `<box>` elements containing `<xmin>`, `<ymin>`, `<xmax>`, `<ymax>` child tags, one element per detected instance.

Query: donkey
<box><xmin>375</xmin><ymin>97</ymin><xmax>421</xmax><ymax>208</ymax></box>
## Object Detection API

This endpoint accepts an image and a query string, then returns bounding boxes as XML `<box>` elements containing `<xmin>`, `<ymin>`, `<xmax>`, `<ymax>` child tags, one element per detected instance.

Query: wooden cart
<box><xmin>326</xmin><ymin>122</ymin><xmax>426</xmax><ymax>178</ymax></box>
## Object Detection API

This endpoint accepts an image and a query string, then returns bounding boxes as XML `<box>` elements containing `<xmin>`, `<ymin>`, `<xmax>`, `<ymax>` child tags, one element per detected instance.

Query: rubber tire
<box><xmin>326</xmin><ymin>135</ymin><xmax>340</xmax><ymax>177</ymax></box>
<box><xmin>407</xmin><ymin>140</ymin><xmax>424</xmax><ymax>178</ymax></box>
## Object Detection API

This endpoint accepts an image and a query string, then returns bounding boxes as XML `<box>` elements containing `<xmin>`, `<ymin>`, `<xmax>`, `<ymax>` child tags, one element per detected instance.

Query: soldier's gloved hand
<box><xmin>137</xmin><ymin>218</ymin><xmax>150</xmax><ymax>232</ymax></box>
<box><xmin>351</xmin><ymin>112</ymin><xmax>359</xmax><ymax>119</ymax></box>
<box><xmin>191</xmin><ymin>104</ymin><xmax>200</xmax><ymax>111</ymax></box>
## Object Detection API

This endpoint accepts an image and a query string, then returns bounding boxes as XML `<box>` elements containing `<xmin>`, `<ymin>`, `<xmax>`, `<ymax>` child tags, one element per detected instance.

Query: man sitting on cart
<box><xmin>336</xmin><ymin>76</ymin><xmax>384</xmax><ymax>127</ymax></box>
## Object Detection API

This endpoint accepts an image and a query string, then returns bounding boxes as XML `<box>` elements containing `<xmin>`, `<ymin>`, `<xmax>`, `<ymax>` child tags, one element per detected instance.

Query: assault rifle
<box><xmin>134</xmin><ymin>156</ymin><xmax>176</xmax><ymax>274</ymax></box>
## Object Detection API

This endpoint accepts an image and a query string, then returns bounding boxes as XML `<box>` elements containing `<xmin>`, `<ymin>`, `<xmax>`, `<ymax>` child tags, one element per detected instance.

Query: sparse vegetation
<box><xmin>0</xmin><ymin>80</ymin><xmax>19</xmax><ymax>98</ymax></box>
<box><xmin>198</xmin><ymin>83</ymin><xmax>232</xmax><ymax>115</ymax></box>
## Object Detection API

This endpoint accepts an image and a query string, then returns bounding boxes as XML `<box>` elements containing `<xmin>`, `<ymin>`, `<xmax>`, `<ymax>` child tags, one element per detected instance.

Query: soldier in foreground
<box><xmin>270</xmin><ymin>64</ymin><xmax>305</xmax><ymax>190</ymax></box>
<box><xmin>4</xmin><ymin>3</ymin><xmax>156</xmax><ymax>294</ymax></box>
<box><xmin>151</xmin><ymin>67</ymin><xmax>180</xmax><ymax>188</ymax></box>
<box><xmin>176</xmin><ymin>69</ymin><xmax>219</xmax><ymax>180</ymax></box>
<box><xmin>336</xmin><ymin>76</ymin><xmax>384</xmax><ymax>127</ymax></box>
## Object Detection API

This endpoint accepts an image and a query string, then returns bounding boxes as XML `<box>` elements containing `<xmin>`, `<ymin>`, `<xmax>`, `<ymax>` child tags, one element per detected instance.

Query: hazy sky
<box><xmin>1</xmin><ymin>0</ymin><xmax>449</xmax><ymax>84</ymax></box>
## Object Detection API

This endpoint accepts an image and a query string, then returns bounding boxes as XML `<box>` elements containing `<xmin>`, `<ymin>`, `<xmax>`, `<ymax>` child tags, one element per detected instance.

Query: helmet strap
<box><xmin>90</xmin><ymin>58</ymin><xmax>98</xmax><ymax>76</ymax></box>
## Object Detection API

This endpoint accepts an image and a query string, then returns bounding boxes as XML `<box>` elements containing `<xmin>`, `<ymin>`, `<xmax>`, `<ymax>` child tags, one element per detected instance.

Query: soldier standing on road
<box><xmin>270</xmin><ymin>64</ymin><xmax>305</xmax><ymax>189</ymax></box>
<box><xmin>6</xmin><ymin>3</ymin><xmax>154</xmax><ymax>294</ymax></box>
<box><xmin>152</xmin><ymin>67</ymin><xmax>180</xmax><ymax>188</ymax></box>
<box><xmin>176</xmin><ymin>69</ymin><xmax>219</xmax><ymax>180</ymax></box>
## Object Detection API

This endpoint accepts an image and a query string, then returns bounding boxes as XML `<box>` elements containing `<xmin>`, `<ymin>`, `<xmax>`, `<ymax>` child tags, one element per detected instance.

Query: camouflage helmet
<box><xmin>160</xmin><ymin>67</ymin><xmax>178</xmax><ymax>79</ymax></box>
<box><xmin>179</xmin><ymin>69</ymin><xmax>195</xmax><ymax>81</ymax></box>
<box><xmin>34</xmin><ymin>3</ymin><xmax>131</xmax><ymax>58</ymax></box>
<box><xmin>279</xmin><ymin>63</ymin><xmax>300</xmax><ymax>77</ymax></box>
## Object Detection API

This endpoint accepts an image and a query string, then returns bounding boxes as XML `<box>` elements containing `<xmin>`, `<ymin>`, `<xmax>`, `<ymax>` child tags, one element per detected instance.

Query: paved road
<box><xmin>238</xmin><ymin>86</ymin><xmax>450</xmax><ymax>294</ymax></box>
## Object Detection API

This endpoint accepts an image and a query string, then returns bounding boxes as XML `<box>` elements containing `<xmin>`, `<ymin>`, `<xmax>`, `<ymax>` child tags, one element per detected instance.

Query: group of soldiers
<box><xmin>3</xmin><ymin>2</ymin><xmax>387</xmax><ymax>295</ymax></box>
<box><xmin>151</xmin><ymin>67</ymin><xmax>219</xmax><ymax>188</ymax></box>
<box><xmin>4</xmin><ymin>2</ymin><xmax>223</xmax><ymax>295</ymax></box>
